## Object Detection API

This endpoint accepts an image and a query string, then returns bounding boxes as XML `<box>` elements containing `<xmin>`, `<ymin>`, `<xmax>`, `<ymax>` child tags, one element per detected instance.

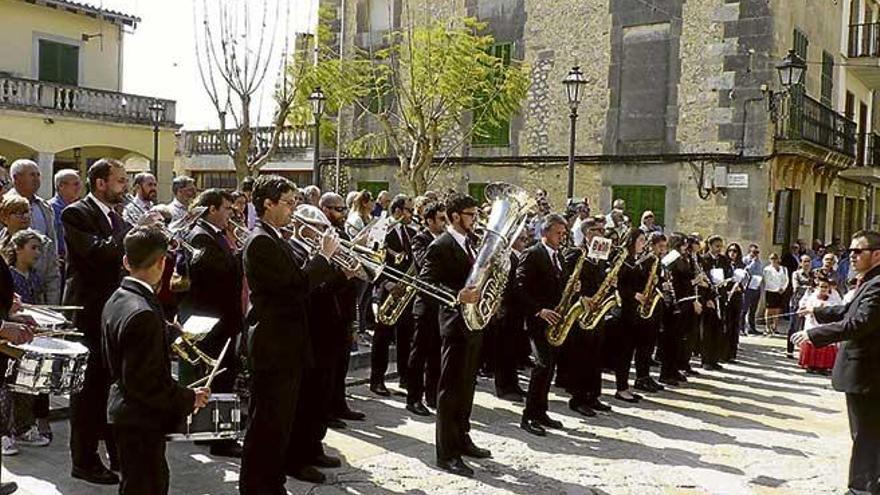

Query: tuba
<box><xmin>546</xmin><ymin>247</ymin><xmax>587</xmax><ymax>346</ymax></box>
<box><xmin>462</xmin><ymin>183</ymin><xmax>535</xmax><ymax>331</ymax></box>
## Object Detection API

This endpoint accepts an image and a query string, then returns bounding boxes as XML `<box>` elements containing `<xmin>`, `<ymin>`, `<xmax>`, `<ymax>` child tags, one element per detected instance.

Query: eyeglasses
<box><xmin>278</xmin><ymin>199</ymin><xmax>297</xmax><ymax>207</ymax></box>
<box><xmin>327</xmin><ymin>206</ymin><xmax>347</xmax><ymax>213</ymax></box>
<box><xmin>847</xmin><ymin>247</ymin><xmax>880</xmax><ymax>255</ymax></box>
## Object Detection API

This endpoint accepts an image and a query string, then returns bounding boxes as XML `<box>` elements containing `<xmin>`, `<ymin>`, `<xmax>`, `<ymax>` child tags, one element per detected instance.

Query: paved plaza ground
<box><xmin>1</xmin><ymin>336</ymin><xmax>851</xmax><ymax>494</ymax></box>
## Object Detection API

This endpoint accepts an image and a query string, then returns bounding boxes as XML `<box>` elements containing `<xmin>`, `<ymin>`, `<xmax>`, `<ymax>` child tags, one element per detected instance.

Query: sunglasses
<box><xmin>847</xmin><ymin>247</ymin><xmax>880</xmax><ymax>255</ymax></box>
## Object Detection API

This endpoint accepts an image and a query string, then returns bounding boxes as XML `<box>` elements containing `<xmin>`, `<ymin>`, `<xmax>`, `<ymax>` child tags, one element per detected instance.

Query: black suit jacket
<box><xmin>669</xmin><ymin>252</ymin><xmax>697</xmax><ymax>305</ymax></box>
<box><xmin>411</xmin><ymin>230</ymin><xmax>439</xmax><ymax>319</ymax></box>
<box><xmin>62</xmin><ymin>196</ymin><xmax>130</xmax><ymax>343</ymax></box>
<box><xmin>373</xmin><ymin>224</ymin><xmax>418</xmax><ymax>304</ymax></box>
<box><xmin>809</xmin><ymin>265</ymin><xmax>880</xmax><ymax>395</ymax></box>
<box><xmin>103</xmin><ymin>278</ymin><xmax>194</xmax><ymax>431</ymax></box>
<box><xmin>243</xmin><ymin>221</ymin><xmax>333</xmax><ymax>371</ymax></box>
<box><xmin>179</xmin><ymin>220</ymin><xmax>243</xmax><ymax>346</ymax></box>
<box><xmin>515</xmin><ymin>242</ymin><xmax>566</xmax><ymax>333</ymax></box>
<box><xmin>419</xmin><ymin>231</ymin><xmax>472</xmax><ymax>338</ymax></box>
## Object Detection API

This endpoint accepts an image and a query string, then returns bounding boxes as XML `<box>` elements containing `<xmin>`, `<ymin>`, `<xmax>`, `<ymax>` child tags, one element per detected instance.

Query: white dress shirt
<box><xmin>763</xmin><ymin>264</ymin><xmax>789</xmax><ymax>293</ymax></box>
<box><xmin>124</xmin><ymin>276</ymin><xmax>155</xmax><ymax>294</ymax></box>
<box><xmin>87</xmin><ymin>193</ymin><xmax>115</xmax><ymax>228</ymax></box>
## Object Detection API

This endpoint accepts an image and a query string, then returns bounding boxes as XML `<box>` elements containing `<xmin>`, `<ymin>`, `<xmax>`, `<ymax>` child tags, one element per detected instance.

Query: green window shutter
<box><xmin>468</xmin><ymin>183</ymin><xmax>488</xmax><ymax>203</ymax></box>
<box><xmin>39</xmin><ymin>40</ymin><xmax>78</xmax><ymax>85</ymax></box>
<box><xmin>610</xmin><ymin>185</ymin><xmax>666</xmax><ymax>226</ymax></box>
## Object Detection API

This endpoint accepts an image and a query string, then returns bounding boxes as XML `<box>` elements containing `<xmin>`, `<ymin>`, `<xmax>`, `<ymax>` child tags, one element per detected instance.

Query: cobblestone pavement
<box><xmin>2</xmin><ymin>336</ymin><xmax>850</xmax><ymax>494</ymax></box>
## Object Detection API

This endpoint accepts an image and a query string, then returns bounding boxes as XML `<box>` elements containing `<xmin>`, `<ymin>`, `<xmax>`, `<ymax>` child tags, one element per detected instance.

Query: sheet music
<box><xmin>182</xmin><ymin>315</ymin><xmax>220</xmax><ymax>337</ymax></box>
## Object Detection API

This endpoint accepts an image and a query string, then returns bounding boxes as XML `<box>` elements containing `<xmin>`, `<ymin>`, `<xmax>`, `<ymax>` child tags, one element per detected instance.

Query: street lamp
<box><xmin>563</xmin><ymin>66</ymin><xmax>587</xmax><ymax>200</ymax></box>
<box><xmin>309</xmin><ymin>87</ymin><xmax>327</xmax><ymax>187</ymax></box>
<box><xmin>148</xmin><ymin>101</ymin><xmax>165</xmax><ymax>177</ymax></box>
<box><xmin>766</xmin><ymin>50</ymin><xmax>807</xmax><ymax>123</ymax></box>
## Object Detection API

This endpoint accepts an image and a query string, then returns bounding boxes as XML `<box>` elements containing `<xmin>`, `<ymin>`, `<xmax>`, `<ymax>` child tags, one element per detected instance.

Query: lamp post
<box><xmin>562</xmin><ymin>66</ymin><xmax>587</xmax><ymax>200</ymax></box>
<box><xmin>767</xmin><ymin>49</ymin><xmax>807</xmax><ymax>123</ymax></box>
<box><xmin>309</xmin><ymin>87</ymin><xmax>327</xmax><ymax>187</ymax></box>
<box><xmin>148</xmin><ymin>101</ymin><xmax>165</xmax><ymax>177</ymax></box>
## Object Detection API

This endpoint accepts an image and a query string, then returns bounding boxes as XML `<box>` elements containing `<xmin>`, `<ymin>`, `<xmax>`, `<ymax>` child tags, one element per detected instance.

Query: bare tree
<box><xmin>194</xmin><ymin>0</ymin><xmax>308</xmax><ymax>182</ymax></box>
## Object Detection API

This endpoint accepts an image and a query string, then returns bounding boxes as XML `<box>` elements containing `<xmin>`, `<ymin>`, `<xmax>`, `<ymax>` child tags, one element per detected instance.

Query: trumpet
<box><xmin>288</xmin><ymin>208</ymin><xmax>458</xmax><ymax>307</ymax></box>
<box><xmin>123</xmin><ymin>194</ymin><xmax>202</xmax><ymax>254</ymax></box>
<box><xmin>228</xmin><ymin>219</ymin><xmax>249</xmax><ymax>250</ymax></box>
<box><xmin>171</xmin><ymin>333</ymin><xmax>218</xmax><ymax>368</ymax></box>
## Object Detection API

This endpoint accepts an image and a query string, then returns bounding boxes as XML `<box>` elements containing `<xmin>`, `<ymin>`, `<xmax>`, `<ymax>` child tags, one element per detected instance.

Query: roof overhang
<box><xmin>19</xmin><ymin>0</ymin><xmax>141</xmax><ymax>28</ymax></box>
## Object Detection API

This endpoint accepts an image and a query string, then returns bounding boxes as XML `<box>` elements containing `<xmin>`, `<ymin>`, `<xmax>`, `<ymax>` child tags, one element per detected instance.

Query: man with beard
<box><xmin>123</xmin><ymin>172</ymin><xmax>157</xmax><ymax>226</ymax></box>
<box><xmin>63</xmin><ymin>159</ymin><xmax>132</xmax><ymax>484</ymax></box>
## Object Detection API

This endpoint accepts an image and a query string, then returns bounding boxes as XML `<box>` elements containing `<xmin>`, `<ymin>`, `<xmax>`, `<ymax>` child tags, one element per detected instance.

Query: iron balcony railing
<box><xmin>182</xmin><ymin>127</ymin><xmax>313</xmax><ymax>156</ymax></box>
<box><xmin>776</xmin><ymin>92</ymin><xmax>857</xmax><ymax>158</ymax></box>
<box><xmin>0</xmin><ymin>75</ymin><xmax>175</xmax><ymax>125</ymax></box>
<box><xmin>855</xmin><ymin>132</ymin><xmax>880</xmax><ymax>166</ymax></box>
<box><xmin>848</xmin><ymin>22</ymin><xmax>880</xmax><ymax>58</ymax></box>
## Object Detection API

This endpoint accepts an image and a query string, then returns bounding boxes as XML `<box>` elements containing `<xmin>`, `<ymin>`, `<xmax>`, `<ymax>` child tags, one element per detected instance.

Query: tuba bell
<box><xmin>462</xmin><ymin>183</ymin><xmax>536</xmax><ymax>331</ymax></box>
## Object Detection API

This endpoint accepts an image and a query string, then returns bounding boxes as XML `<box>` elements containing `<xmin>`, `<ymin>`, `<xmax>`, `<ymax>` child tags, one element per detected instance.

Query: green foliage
<box><xmin>295</xmin><ymin>13</ymin><xmax>530</xmax><ymax>193</ymax></box>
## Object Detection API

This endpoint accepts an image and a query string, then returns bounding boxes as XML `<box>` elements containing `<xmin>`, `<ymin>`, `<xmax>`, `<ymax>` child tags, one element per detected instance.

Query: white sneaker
<box><xmin>2</xmin><ymin>435</ymin><xmax>18</xmax><ymax>455</ymax></box>
<box><xmin>15</xmin><ymin>426</ymin><xmax>50</xmax><ymax>447</ymax></box>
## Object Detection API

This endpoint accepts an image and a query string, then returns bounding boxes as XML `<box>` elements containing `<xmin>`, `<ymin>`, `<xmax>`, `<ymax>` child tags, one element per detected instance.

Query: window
<box><xmin>38</xmin><ymin>39</ymin><xmax>78</xmax><ymax>85</ymax></box>
<box><xmin>858</xmin><ymin>198</ymin><xmax>866</xmax><ymax>231</ymax></box>
<box><xmin>821</xmin><ymin>51</ymin><xmax>833</xmax><ymax>107</ymax></box>
<box><xmin>610</xmin><ymin>185</ymin><xmax>666</xmax><ymax>226</ymax></box>
<box><xmin>356</xmin><ymin>181</ymin><xmax>389</xmax><ymax>198</ymax></box>
<box><xmin>468</xmin><ymin>183</ymin><xmax>488</xmax><ymax>204</ymax></box>
<box><xmin>472</xmin><ymin>43</ymin><xmax>513</xmax><ymax>147</ymax></box>
<box><xmin>617</xmin><ymin>23</ymin><xmax>671</xmax><ymax>150</ymax></box>
<box><xmin>793</xmin><ymin>28</ymin><xmax>809</xmax><ymax>61</ymax></box>
<box><xmin>193</xmin><ymin>172</ymin><xmax>237</xmax><ymax>190</ymax></box>
<box><xmin>832</xmin><ymin>195</ymin><xmax>844</xmax><ymax>242</ymax></box>
<box><xmin>813</xmin><ymin>192</ymin><xmax>828</xmax><ymax>243</ymax></box>
<box><xmin>773</xmin><ymin>189</ymin><xmax>801</xmax><ymax>246</ymax></box>
<box><xmin>845</xmin><ymin>197</ymin><xmax>857</xmax><ymax>241</ymax></box>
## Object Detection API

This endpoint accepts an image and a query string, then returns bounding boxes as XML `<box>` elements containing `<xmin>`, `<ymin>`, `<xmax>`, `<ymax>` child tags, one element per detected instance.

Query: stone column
<box><xmin>36</xmin><ymin>151</ymin><xmax>55</xmax><ymax>199</ymax></box>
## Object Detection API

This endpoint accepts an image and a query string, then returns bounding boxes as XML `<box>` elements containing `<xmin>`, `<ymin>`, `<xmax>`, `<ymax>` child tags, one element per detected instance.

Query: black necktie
<box><xmin>465</xmin><ymin>238</ymin><xmax>476</xmax><ymax>264</ymax></box>
<box><xmin>109</xmin><ymin>210</ymin><xmax>123</xmax><ymax>235</ymax></box>
<box><xmin>216</xmin><ymin>230</ymin><xmax>231</xmax><ymax>253</ymax></box>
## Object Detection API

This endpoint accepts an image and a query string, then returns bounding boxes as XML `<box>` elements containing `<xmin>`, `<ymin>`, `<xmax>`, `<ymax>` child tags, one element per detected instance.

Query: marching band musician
<box><xmin>102</xmin><ymin>225</ymin><xmax>210</xmax><ymax>495</ymax></box>
<box><xmin>493</xmin><ymin>230</ymin><xmax>528</xmax><ymax>402</ymax></box>
<box><xmin>406</xmin><ymin>201</ymin><xmax>447</xmax><ymax>415</ymax></box>
<box><xmin>319</xmin><ymin>193</ymin><xmax>366</xmax><ymax>425</ymax></box>
<box><xmin>63</xmin><ymin>158</ymin><xmax>131</xmax><ymax>485</ymax></box>
<box><xmin>608</xmin><ymin>228</ymin><xmax>648</xmax><ymax>403</ymax></box>
<box><xmin>558</xmin><ymin>216</ymin><xmax>612</xmax><ymax>416</ymax></box>
<box><xmin>122</xmin><ymin>172</ymin><xmax>157</xmax><ymax>226</ymax></box>
<box><xmin>681</xmin><ymin>236</ymin><xmax>705</xmax><ymax>377</ymax></box>
<box><xmin>658</xmin><ymin>233</ymin><xmax>700</xmax><ymax>386</ymax></box>
<box><xmin>239</xmin><ymin>176</ymin><xmax>338</xmax><ymax>495</ymax></box>
<box><xmin>517</xmin><ymin>214</ymin><xmax>570</xmax><ymax>437</ymax></box>
<box><xmin>177</xmin><ymin>189</ymin><xmax>243</xmax><ymax>458</ymax></box>
<box><xmin>420</xmin><ymin>193</ymin><xmax>488</xmax><ymax>477</ymax></box>
<box><xmin>699</xmin><ymin>235</ymin><xmax>733</xmax><ymax>371</ymax></box>
<box><xmin>370</xmin><ymin>196</ymin><xmax>417</xmax><ymax>396</ymax></box>
<box><xmin>633</xmin><ymin>233</ymin><xmax>666</xmax><ymax>393</ymax></box>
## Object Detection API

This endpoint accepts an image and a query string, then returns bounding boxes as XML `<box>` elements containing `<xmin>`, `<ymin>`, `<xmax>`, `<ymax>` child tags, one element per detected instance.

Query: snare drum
<box><xmin>5</xmin><ymin>337</ymin><xmax>89</xmax><ymax>395</ymax></box>
<box><xmin>166</xmin><ymin>393</ymin><xmax>243</xmax><ymax>442</ymax></box>
<box><xmin>18</xmin><ymin>307</ymin><xmax>72</xmax><ymax>331</ymax></box>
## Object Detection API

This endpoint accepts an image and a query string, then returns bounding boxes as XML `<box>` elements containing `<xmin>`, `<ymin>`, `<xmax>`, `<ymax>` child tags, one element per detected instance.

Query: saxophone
<box><xmin>578</xmin><ymin>252</ymin><xmax>626</xmax><ymax>331</ymax></box>
<box><xmin>376</xmin><ymin>264</ymin><xmax>418</xmax><ymax>326</ymax></box>
<box><xmin>546</xmin><ymin>248</ymin><xmax>587</xmax><ymax>347</ymax></box>
<box><xmin>638</xmin><ymin>256</ymin><xmax>663</xmax><ymax>319</ymax></box>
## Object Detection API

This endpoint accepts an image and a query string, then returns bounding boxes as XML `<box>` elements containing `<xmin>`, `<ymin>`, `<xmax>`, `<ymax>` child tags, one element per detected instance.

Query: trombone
<box><xmin>287</xmin><ymin>212</ymin><xmax>459</xmax><ymax>307</ymax></box>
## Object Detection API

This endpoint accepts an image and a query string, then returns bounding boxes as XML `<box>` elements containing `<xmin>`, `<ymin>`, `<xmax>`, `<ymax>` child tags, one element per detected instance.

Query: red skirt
<box><xmin>799</xmin><ymin>341</ymin><xmax>837</xmax><ymax>370</ymax></box>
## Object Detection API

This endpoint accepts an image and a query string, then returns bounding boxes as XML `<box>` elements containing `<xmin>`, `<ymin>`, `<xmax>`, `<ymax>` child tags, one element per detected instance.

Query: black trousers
<box><xmin>407</xmin><ymin>307</ymin><xmax>440</xmax><ymax>405</ymax></box>
<box><xmin>494</xmin><ymin>311</ymin><xmax>523</xmax><ymax>395</ymax></box>
<box><xmin>700</xmin><ymin>304</ymin><xmax>725</xmax><ymax>366</ymax></box>
<box><xmin>523</xmin><ymin>324</ymin><xmax>557</xmax><ymax>419</ymax></box>
<box><xmin>356</xmin><ymin>281</ymin><xmax>374</xmax><ymax>334</ymax></box>
<box><xmin>436</xmin><ymin>332</ymin><xmax>482</xmax><ymax>463</ymax></box>
<box><xmin>635</xmin><ymin>314</ymin><xmax>660</xmax><ymax>379</ymax></box>
<box><xmin>287</xmin><ymin>364</ymin><xmax>330</xmax><ymax>469</ymax></box>
<box><xmin>562</xmin><ymin>323</ymin><xmax>604</xmax><ymax>406</ymax></box>
<box><xmin>330</xmin><ymin>321</ymin><xmax>355</xmax><ymax>415</ymax></box>
<box><xmin>610</xmin><ymin>312</ymin><xmax>639</xmax><ymax>392</ymax></box>
<box><xmin>114</xmin><ymin>425</ymin><xmax>168</xmax><ymax>495</ymax></box>
<box><xmin>240</xmin><ymin>367</ymin><xmax>301</xmax><ymax>495</ymax></box>
<box><xmin>70</xmin><ymin>338</ymin><xmax>116</xmax><ymax>468</ymax></box>
<box><xmin>370</xmin><ymin>312</ymin><xmax>414</xmax><ymax>386</ymax></box>
<box><xmin>679</xmin><ymin>305</ymin><xmax>700</xmax><ymax>371</ymax></box>
<box><xmin>846</xmin><ymin>392</ymin><xmax>880</xmax><ymax>493</ymax></box>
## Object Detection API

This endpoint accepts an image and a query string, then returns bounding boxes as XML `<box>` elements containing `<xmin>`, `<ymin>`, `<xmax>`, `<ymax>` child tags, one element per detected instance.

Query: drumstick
<box><xmin>755</xmin><ymin>311</ymin><xmax>801</xmax><ymax>323</ymax></box>
<box><xmin>187</xmin><ymin>368</ymin><xmax>226</xmax><ymax>389</ymax></box>
<box><xmin>22</xmin><ymin>304</ymin><xmax>84</xmax><ymax>312</ymax></box>
<box><xmin>205</xmin><ymin>338</ymin><xmax>231</xmax><ymax>390</ymax></box>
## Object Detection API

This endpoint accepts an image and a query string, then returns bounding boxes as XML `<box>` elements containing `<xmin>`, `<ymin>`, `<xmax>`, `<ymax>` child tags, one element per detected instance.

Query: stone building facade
<box><xmin>321</xmin><ymin>0</ymin><xmax>880</xmax><ymax>252</ymax></box>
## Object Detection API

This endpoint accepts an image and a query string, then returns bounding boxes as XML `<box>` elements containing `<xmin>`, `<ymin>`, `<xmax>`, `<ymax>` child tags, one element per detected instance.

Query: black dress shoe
<box><xmin>370</xmin><ymin>383</ymin><xmax>390</xmax><ymax>396</ymax></box>
<box><xmin>0</xmin><ymin>482</ymin><xmax>17</xmax><ymax>495</ymax></box>
<box><xmin>312</xmin><ymin>454</ymin><xmax>342</xmax><ymax>468</ymax></box>
<box><xmin>425</xmin><ymin>395</ymin><xmax>437</xmax><ymax>409</ymax></box>
<box><xmin>614</xmin><ymin>392</ymin><xmax>641</xmax><ymax>403</ymax></box>
<box><xmin>498</xmin><ymin>391</ymin><xmax>525</xmax><ymax>402</ymax></box>
<box><xmin>437</xmin><ymin>457</ymin><xmax>474</xmax><ymax>477</ymax></box>
<box><xmin>658</xmin><ymin>375</ymin><xmax>680</xmax><ymax>386</ymax></box>
<box><xmin>648</xmin><ymin>378</ymin><xmax>665</xmax><ymax>391</ymax></box>
<box><xmin>210</xmin><ymin>441</ymin><xmax>243</xmax><ymax>458</ymax></box>
<box><xmin>570</xmin><ymin>404</ymin><xmax>596</xmax><ymax>417</ymax></box>
<box><xmin>290</xmin><ymin>465</ymin><xmax>326</xmax><ymax>484</ymax></box>
<box><xmin>327</xmin><ymin>418</ymin><xmax>347</xmax><ymax>430</ymax></box>
<box><xmin>589</xmin><ymin>399</ymin><xmax>612</xmax><ymax>412</ymax></box>
<box><xmin>683</xmin><ymin>368</ymin><xmax>700</xmax><ymax>376</ymax></box>
<box><xmin>406</xmin><ymin>402</ymin><xmax>432</xmax><ymax>417</ymax></box>
<box><xmin>674</xmin><ymin>371</ymin><xmax>689</xmax><ymax>382</ymax></box>
<box><xmin>702</xmin><ymin>363</ymin><xmax>723</xmax><ymax>371</ymax></box>
<box><xmin>537</xmin><ymin>415</ymin><xmax>563</xmax><ymax>429</ymax></box>
<box><xmin>335</xmin><ymin>409</ymin><xmax>366</xmax><ymax>421</ymax></box>
<box><xmin>462</xmin><ymin>443</ymin><xmax>492</xmax><ymax>459</ymax></box>
<box><xmin>519</xmin><ymin>419</ymin><xmax>546</xmax><ymax>437</ymax></box>
<box><xmin>633</xmin><ymin>378</ymin><xmax>656</xmax><ymax>393</ymax></box>
<box><xmin>71</xmin><ymin>464</ymin><xmax>119</xmax><ymax>485</ymax></box>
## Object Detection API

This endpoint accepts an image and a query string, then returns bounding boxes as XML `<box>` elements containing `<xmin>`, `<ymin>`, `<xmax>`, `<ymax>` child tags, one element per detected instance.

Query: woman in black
<box><xmin>723</xmin><ymin>243</ymin><xmax>746</xmax><ymax>363</ymax></box>
<box><xmin>611</xmin><ymin>228</ymin><xmax>648</xmax><ymax>403</ymax></box>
